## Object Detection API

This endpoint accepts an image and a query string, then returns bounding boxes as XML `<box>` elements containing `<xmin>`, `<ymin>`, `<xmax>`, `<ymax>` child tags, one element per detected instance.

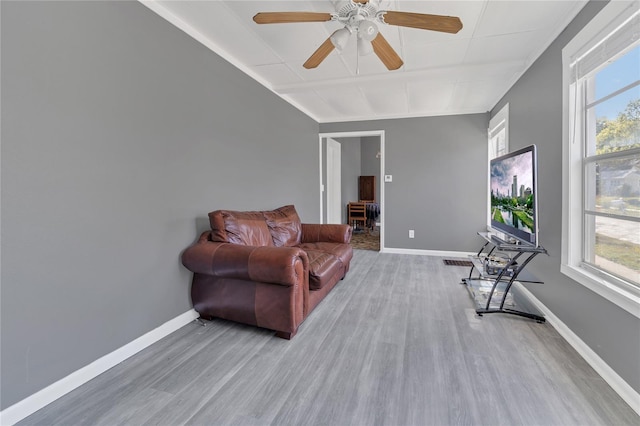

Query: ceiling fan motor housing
<box><xmin>333</xmin><ymin>0</ymin><xmax>380</xmax><ymax>18</ymax></box>
<box><xmin>335</xmin><ymin>0</ymin><xmax>379</xmax><ymax>23</ymax></box>
<box><xmin>333</xmin><ymin>0</ymin><xmax>382</xmax><ymax>43</ymax></box>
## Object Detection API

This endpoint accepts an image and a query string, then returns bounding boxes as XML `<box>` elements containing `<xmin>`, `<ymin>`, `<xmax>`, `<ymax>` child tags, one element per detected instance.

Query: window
<box><xmin>488</xmin><ymin>104</ymin><xmax>509</xmax><ymax>229</ymax></box>
<box><xmin>562</xmin><ymin>1</ymin><xmax>640</xmax><ymax>317</ymax></box>
<box><xmin>489</xmin><ymin>104</ymin><xmax>509</xmax><ymax>160</ymax></box>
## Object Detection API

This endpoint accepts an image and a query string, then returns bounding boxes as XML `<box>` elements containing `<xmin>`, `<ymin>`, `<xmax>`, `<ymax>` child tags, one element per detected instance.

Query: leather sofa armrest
<box><xmin>182</xmin><ymin>240</ymin><xmax>308</xmax><ymax>287</ymax></box>
<box><xmin>300</xmin><ymin>223</ymin><xmax>352</xmax><ymax>244</ymax></box>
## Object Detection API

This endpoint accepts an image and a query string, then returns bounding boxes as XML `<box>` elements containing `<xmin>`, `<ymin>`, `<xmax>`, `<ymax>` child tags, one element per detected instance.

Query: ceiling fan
<box><xmin>253</xmin><ymin>0</ymin><xmax>463</xmax><ymax>71</ymax></box>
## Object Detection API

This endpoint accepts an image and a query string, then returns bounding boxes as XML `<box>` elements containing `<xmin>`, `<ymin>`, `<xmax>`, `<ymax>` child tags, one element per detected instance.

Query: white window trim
<box><xmin>488</xmin><ymin>104</ymin><xmax>509</xmax><ymax>230</ymax></box>
<box><xmin>489</xmin><ymin>103</ymin><xmax>509</xmax><ymax>142</ymax></box>
<box><xmin>561</xmin><ymin>0</ymin><xmax>640</xmax><ymax>319</ymax></box>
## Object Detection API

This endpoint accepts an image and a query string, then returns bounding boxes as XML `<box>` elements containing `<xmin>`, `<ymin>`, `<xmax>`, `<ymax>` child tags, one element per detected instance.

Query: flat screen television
<box><xmin>490</xmin><ymin>144</ymin><xmax>539</xmax><ymax>247</ymax></box>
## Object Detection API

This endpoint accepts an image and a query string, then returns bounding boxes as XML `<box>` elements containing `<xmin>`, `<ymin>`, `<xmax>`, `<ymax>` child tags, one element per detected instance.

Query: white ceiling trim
<box><xmin>275</xmin><ymin>61</ymin><xmax>525</xmax><ymax>94</ymax></box>
<box><xmin>311</xmin><ymin>107</ymin><xmax>491</xmax><ymax>123</ymax></box>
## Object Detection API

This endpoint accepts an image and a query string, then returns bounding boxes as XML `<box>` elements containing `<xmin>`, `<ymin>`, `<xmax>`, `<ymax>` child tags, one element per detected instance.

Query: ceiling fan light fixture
<box><xmin>357</xmin><ymin>37</ymin><xmax>374</xmax><ymax>56</ymax></box>
<box><xmin>330</xmin><ymin>27</ymin><xmax>352</xmax><ymax>52</ymax></box>
<box><xmin>357</xmin><ymin>20</ymin><xmax>378</xmax><ymax>41</ymax></box>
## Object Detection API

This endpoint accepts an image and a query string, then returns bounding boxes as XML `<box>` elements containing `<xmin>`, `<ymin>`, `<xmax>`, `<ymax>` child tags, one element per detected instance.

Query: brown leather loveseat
<box><xmin>181</xmin><ymin>205</ymin><xmax>353</xmax><ymax>339</ymax></box>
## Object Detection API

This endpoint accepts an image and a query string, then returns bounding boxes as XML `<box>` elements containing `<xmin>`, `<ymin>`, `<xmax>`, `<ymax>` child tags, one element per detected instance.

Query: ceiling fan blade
<box><xmin>371</xmin><ymin>33</ymin><xmax>403</xmax><ymax>70</ymax></box>
<box><xmin>253</xmin><ymin>12</ymin><xmax>332</xmax><ymax>24</ymax></box>
<box><xmin>303</xmin><ymin>38</ymin><xmax>335</xmax><ymax>69</ymax></box>
<box><xmin>382</xmin><ymin>11</ymin><xmax>463</xmax><ymax>34</ymax></box>
<box><xmin>353</xmin><ymin>0</ymin><xmax>370</xmax><ymax>3</ymax></box>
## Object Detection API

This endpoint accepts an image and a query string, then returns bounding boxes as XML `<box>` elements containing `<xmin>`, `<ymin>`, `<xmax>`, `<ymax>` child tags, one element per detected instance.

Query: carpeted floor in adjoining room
<box><xmin>350</xmin><ymin>227</ymin><xmax>380</xmax><ymax>251</ymax></box>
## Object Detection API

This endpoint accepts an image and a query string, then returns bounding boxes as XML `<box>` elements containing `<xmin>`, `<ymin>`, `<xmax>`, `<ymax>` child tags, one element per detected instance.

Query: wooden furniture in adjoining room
<box><xmin>359</xmin><ymin>175</ymin><xmax>376</xmax><ymax>202</ymax></box>
<box><xmin>347</xmin><ymin>202</ymin><xmax>367</xmax><ymax>230</ymax></box>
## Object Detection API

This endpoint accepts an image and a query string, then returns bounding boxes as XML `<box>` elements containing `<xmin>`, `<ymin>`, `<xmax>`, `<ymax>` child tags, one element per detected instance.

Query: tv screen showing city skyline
<box><xmin>491</xmin><ymin>150</ymin><xmax>534</xmax><ymax>199</ymax></box>
<box><xmin>490</xmin><ymin>146</ymin><xmax>537</xmax><ymax>244</ymax></box>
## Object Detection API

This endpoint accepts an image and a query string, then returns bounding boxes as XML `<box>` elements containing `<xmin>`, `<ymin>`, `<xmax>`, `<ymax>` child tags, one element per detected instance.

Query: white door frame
<box><xmin>318</xmin><ymin>130</ymin><xmax>385</xmax><ymax>251</ymax></box>
<box><xmin>326</xmin><ymin>138</ymin><xmax>342</xmax><ymax>224</ymax></box>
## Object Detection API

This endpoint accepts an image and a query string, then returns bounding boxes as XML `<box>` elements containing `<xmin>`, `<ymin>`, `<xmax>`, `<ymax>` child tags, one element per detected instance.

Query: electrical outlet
<box><xmin>409</xmin><ymin>230</ymin><xmax>415</xmax><ymax>238</ymax></box>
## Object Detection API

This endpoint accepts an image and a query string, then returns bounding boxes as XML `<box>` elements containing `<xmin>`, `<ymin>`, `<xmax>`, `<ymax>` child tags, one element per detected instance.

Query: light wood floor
<box><xmin>19</xmin><ymin>250</ymin><xmax>639</xmax><ymax>425</ymax></box>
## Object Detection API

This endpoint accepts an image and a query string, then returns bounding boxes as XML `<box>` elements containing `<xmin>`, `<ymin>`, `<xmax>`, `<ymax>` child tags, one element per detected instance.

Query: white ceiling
<box><xmin>142</xmin><ymin>0</ymin><xmax>587</xmax><ymax>123</ymax></box>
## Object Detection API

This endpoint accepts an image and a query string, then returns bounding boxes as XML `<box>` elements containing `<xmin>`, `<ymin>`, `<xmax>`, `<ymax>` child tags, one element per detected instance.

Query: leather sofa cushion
<box><xmin>306</xmin><ymin>250</ymin><xmax>343</xmax><ymax>291</ymax></box>
<box><xmin>297</xmin><ymin>242</ymin><xmax>353</xmax><ymax>268</ymax></box>
<box><xmin>209</xmin><ymin>210</ymin><xmax>274</xmax><ymax>247</ymax></box>
<box><xmin>263</xmin><ymin>205</ymin><xmax>302</xmax><ymax>247</ymax></box>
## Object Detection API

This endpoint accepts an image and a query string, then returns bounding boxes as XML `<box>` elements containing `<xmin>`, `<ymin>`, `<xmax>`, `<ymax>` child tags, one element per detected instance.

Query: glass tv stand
<box><xmin>462</xmin><ymin>232</ymin><xmax>547</xmax><ymax>323</ymax></box>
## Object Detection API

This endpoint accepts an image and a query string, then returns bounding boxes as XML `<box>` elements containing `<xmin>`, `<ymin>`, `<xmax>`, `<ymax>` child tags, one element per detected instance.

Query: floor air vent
<box><xmin>443</xmin><ymin>259</ymin><xmax>473</xmax><ymax>267</ymax></box>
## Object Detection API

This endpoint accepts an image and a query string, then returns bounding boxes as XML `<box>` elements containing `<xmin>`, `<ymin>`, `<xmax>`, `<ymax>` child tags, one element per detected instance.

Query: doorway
<box><xmin>318</xmin><ymin>130</ymin><xmax>385</xmax><ymax>251</ymax></box>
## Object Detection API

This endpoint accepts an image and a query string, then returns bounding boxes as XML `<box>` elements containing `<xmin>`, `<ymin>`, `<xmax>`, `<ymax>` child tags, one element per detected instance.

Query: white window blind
<box><xmin>570</xmin><ymin>5</ymin><xmax>640</xmax><ymax>83</ymax></box>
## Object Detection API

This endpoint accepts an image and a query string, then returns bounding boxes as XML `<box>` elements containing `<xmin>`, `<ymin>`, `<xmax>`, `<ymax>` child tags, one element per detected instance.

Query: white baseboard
<box><xmin>382</xmin><ymin>247</ymin><xmax>475</xmax><ymax>258</ymax></box>
<box><xmin>515</xmin><ymin>283</ymin><xmax>640</xmax><ymax>416</ymax></box>
<box><xmin>0</xmin><ymin>309</ymin><xmax>199</xmax><ymax>426</ymax></box>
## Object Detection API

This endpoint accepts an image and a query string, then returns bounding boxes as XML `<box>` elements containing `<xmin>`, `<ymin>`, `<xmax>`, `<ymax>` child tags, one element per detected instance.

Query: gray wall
<box><xmin>491</xmin><ymin>0</ymin><xmax>639</xmax><ymax>393</ymax></box>
<box><xmin>1</xmin><ymin>1</ymin><xmax>319</xmax><ymax>409</ymax></box>
<box><xmin>320</xmin><ymin>114</ymin><xmax>489</xmax><ymax>251</ymax></box>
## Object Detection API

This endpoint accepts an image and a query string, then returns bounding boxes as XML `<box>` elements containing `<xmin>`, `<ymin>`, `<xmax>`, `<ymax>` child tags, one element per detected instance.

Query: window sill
<box><xmin>561</xmin><ymin>264</ymin><xmax>640</xmax><ymax>318</ymax></box>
